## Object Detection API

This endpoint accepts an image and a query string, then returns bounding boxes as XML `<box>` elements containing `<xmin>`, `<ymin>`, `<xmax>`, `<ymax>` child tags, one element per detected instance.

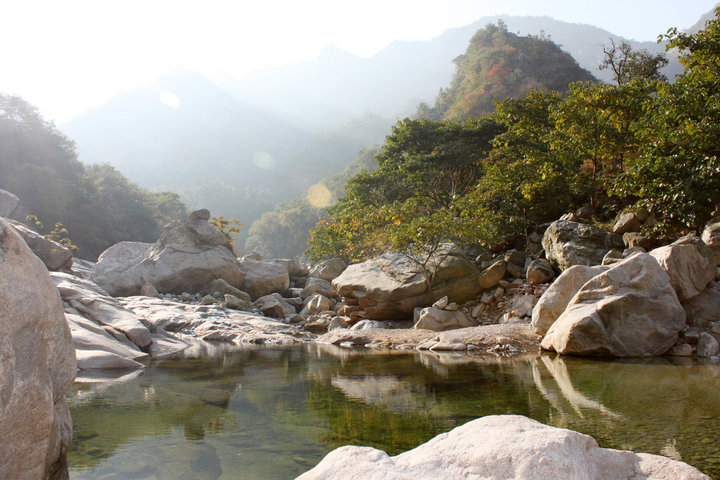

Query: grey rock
<box><xmin>238</xmin><ymin>257</ymin><xmax>290</xmax><ymax>300</ymax></box>
<box><xmin>650</xmin><ymin>239</ymin><xmax>716</xmax><ymax>301</ymax></box>
<box><xmin>478</xmin><ymin>259</ymin><xmax>506</xmax><ymax>289</ymax></box>
<box><xmin>697</xmin><ymin>332</ymin><xmax>720</xmax><ymax>357</ymax></box>
<box><xmin>414</xmin><ymin>307</ymin><xmax>474</xmax><ymax>332</ymax></box>
<box><xmin>542</xmin><ymin>220</ymin><xmax>624</xmax><ymax>271</ymax></box>
<box><xmin>300</xmin><ymin>277</ymin><xmax>336</xmax><ymax>299</ymax></box>
<box><xmin>4</xmin><ymin>218</ymin><xmax>73</xmax><ymax>270</ymax></box>
<box><xmin>255</xmin><ymin>293</ymin><xmax>296</xmax><ymax>319</ymax></box>
<box><xmin>310</xmin><ymin>257</ymin><xmax>348</xmax><ymax>281</ymax></box>
<box><xmin>612</xmin><ymin>212</ymin><xmax>642</xmax><ymax>235</ymax></box>
<box><xmin>0</xmin><ymin>188</ymin><xmax>19</xmax><ymax>216</ymax></box>
<box><xmin>208</xmin><ymin>278</ymin><xmax>251</xmax><ymax>302</ymax></box>
<box><xmin>189</xmin><ymin>208</ymin><xmax>211</xmax><ymax>221</ymax></box>
<box><xmin>682</xmin><ymin>281</ymin><xmax>720</xmax><ymax>328</ymax></box>
<box><xmin>701</xmin><ymin>216</ymin><xmax>720</xmax><ymax>266</ymax></box>
<box><xmin>526</xmin><ymin>259</ymin><xmax>554</xmax><ymax>284</ymax></box>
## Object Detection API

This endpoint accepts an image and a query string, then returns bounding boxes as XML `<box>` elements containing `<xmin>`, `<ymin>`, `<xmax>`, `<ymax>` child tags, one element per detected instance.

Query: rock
<box><xmin>510</xmin><ymin>295</ymin><xmax>537</xmax><ymax>318</ymax></box>
<box><xmin>297</xmin><ymin>415</ymin><xmax>711</xmax><ymax>480</ymax></box>
<box><xmin>0</xmin><ymin>188</ymin><xmax>19</xmax><ymax>216</ymax></box>
<box><xmin>506</xmin><ymin>262</ymin><xmax>524</xmax><ymax>278</ymax></box>
<box><xmin>332</xmin><ymin>248</ymin><xmax>481</xmax><ymax>320</ymax></box>
<box><xmin>432</xmin><ymin>296</ymin><xmax>449</xmax><ymax>309</ymax></box>
<box><xmin>471</xmin><ymin>304</ymin><xmax>486</xmax><ymax>318</ymax></box>
<box><xmin>478</xmin><ymin>259</ymin><xmax>506</xmax><ymax>289</ymax></box>
<box><xmin>140</xmin><ymin>282</ymin><xmax>160</xmax><ymax>297</ymax></box>
<box><xmin>623</xmin><ymin>232</ymin><xmax>657</xmax><ymax>250</ymax></box>
<box><xmin>328</xmin><ymin>316</ymin><xmax>349</xmax><ymax>331</ymax></box>
<box><xmin>301</xmin><ymin>294</ymin><xmax>333</xmax><ymax>316</ymax></box>
<box><xmin>560</xmin><ymin>212</ymin><xmax>580</xmax><ymax>222</ymax></box>
<box><xmin>575</xmin><ymin>205</ymin><xmax>595</xmax><ymax>220</ymax></box>
<box><xmin>224</xmin><ymin>294</ymin><xmax>250</xmax><ymax>310</ymax></box>
<box><xmin>542</xmin><ymin>220</ymin><xmax>624</xmax><ymax>271</ymax></box>
<box><xmin>65</xmin><ymin>312</ymin><xmax>146</xmax><ymax>369</ymax></box>
<box><xmin>255</xmin><ymin>293</ymin><xmax>296</xmax><ymax>319</ymax></box>
<box><xmin>612</xmin><ymin>212</ymin><xmax>642</xmax><ymax>235</ymax></box>
<box><xmin>541</xmin><ymin>254</ymin><xmax>685</xmax><ymax>357</ymax></box>
<box><xmin>683</xmin><ymin>281</ymin><xmax>720</xmax><ymax>328</ymax></box>
<box><xmin>207</xmin><ymin>278</ymin><xmax>250</xmax><ymax>301</ymax></box>
<box><xmin>273</xmin><ymin>258</ymin><xmax>309</xmax><ymax>277</ymax></box>
<box><xmin>4</xmin><ymin>218</ymin><xmax>73</xmax><ymax>270</ymax></box>
<box><xmin>238</xmin><ymin>257</ymin><xmax>290</xmax><ymax>300</ymax></box>
<box><xmin>701</xmin><ymin>216</ymin><xmax>720</xmax><ymax>265</ymax></box>
<box><xmin>697</xmin><ymin>332</ymin><xmax>719</xmax><ymax>357</ymax></box>
<box><xmin>300</xmin><ymin>277</ymin><xmax>336</xmax><ymax>299</ymax></box>
<box><xmin>310</xmin><ymin>257</ymin><xmax>348</xmax><ymax>281</ymax></box>
<box><xmin>667</xmin><ymin>343</ymin><xmax>693</xmax><ymax>357</ymax></box>
<box><xmin>526</xmin><ymin>259</ymin><xmax>554</xmax><ymax>284</ymax></box>
<box><xmin>200</xmin><ymin>294</ymin><xmax>219</xmax><ymax>305</ymax></box>
<box><xmin>351</xmin><ymin>320</ymin><xmax>387</xmax><ymax>330</ymax></box>
<box><xmin>602</xmin><ymin>249</ymin><xmax>624</xmax><ymax>266</ymax></box>
<box><xmin>504</xmin><ymin>249</ymin><xmax>526</xmax><ymax>268</ymax></box>
<box><xmin>92</xmin><ymin>217</ymin><xmax>244</xmax><ymax>296</ymax></box>
<box><xmin>189</xmin><ymin>208</ymin><xmax>211</xmax><ymax>221</ymax></box>
<box><xmin>0</xmin><ymin>218</ymin><xmax>76</xmax><ymax>480</ymax></box>
<box><xmin>414</xmin><ymin>307</ymin><xmax>474</xmax><ymax>332</ymax></box>
<box><xmin>650</xmin><ymin>239</ymin><xmax>715</xmax><ymax>301</ymax></box>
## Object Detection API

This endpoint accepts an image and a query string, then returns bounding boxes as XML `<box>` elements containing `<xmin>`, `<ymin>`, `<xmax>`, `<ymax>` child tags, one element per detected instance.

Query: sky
<box><xmin>1</xmin><ymin>0</ymin><xmax>717</xmax><ymax>123</ymax></box>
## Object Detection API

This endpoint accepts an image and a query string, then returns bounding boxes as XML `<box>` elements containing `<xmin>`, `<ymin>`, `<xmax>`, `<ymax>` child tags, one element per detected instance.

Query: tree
<box><xmin>600</xmin><ymin>39</ymin><xmax>669</xmax><ymax>85</ymax></box>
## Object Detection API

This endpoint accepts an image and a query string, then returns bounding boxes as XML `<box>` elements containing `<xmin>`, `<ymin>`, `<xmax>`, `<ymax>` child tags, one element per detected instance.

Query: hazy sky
<box><xmin>2</xmin><ymin>0</ymin><xmax>717</xmax><ymax>123</ymax></box>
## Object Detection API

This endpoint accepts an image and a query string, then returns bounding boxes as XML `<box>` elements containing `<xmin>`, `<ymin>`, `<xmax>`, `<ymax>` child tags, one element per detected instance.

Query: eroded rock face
<box><xmin>92</xmin><ymin>217</ymin><xmax>244</xmax><ymax>296</ymax></box>
<box><xmin>332</xmin><ymin>248</ymin><xmax>481</xmax><ymax>320</ymax></box>
<box><xmin>0</xmin><ymin>218</ymin><xmax>76</xmax><ymax>480</ymax></box>
<box><xmin>542</xmin><ymin>220</ymin><xmax>624</xmax><ymax>271</ymax></box>
<box><xmin>541</xmin><ymin>253</ymin><xmax>685</xmax><ymax>357</ymax></box>
<box><xmin>297</xmin><ymin>415</ymin><xmax>710</xmax><ymax>480</ymax></box>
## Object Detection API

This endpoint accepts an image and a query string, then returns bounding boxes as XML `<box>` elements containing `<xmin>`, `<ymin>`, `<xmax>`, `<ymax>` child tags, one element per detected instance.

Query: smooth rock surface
<box><xmin>0</xmin><ymin>188</ymin><xmax>19</xmax><ymax>216</ymax></box>
<box><xmin>541</xmin><ymin>254</ymin><xmax>685</xmax><ymax>357</ymax></box>
<box><xmin>414</xmin><ymin>307</ymin><xmax>474</xmax><ymax>332</ymax></box>
<box><xmin>0</xmin><ymin>218</ymin><xmax>76</xmax><ymax>480</ymax></box>
<box><xmin>650</xmin><ymin>241</ymin><xmax>716</xmax><ymax>301</ymax></box>
<box><xmin>542</xmin><ymin>220</ymin><xmax>624</xmax><ymax>271</ymax></box>
<box><xmin>612</xmin><ymin>212</ymin><xmax>642</xmax><ymax>235</ymax></box>
<box><xmin>4</xmin><ymin>218</ymin><xmax>73</xmax><ymax>270</ymax></box>
<box><xmin>255</xmin><ymin>293</ymin><xmax>296</xmax><ymax>319</ymax></box>
<box><xmin>526</xmin><ymin>258</ymin><xmax>554</xmax><ymax>284</ymax></box>
<box><xmin>239</xmin><ymin>257</ymin><xmax>290</xmax><ymax>300</ymax></box>
<box><xmin>310</xmin><ymin>257</ymin><xmax>347</xmax><ymax>281</ymax></box>
<box><xmin>478</xmin><ymin>259</ymin><xmax>506</xmax><ymax>289</ymax></box>
<box><xmin>683</xmin><ymin>281</ymin><xmax>720</xmax><ymax>328</ymax></box>
<box><xmin>297</xmin><ymin>415</ymin><xmax>710</xmax><ymax>480</ymax></box>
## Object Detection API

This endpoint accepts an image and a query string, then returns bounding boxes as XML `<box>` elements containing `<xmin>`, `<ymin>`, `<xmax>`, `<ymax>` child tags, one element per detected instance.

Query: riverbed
<box><xmin>67</xmin><ymin>345</ymin><xmax>720</xmax><ymax>479</ymax></box>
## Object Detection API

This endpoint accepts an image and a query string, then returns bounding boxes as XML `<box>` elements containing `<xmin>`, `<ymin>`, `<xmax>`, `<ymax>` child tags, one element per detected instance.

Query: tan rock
<box><xmin>414</xmin><ymin>307</ymin><xmax>474</xmax><ymax>331</ymax></box>
<box><xmin>650</xmin><ymin>241</ymin><xmax>715</xmax><ymax>301</ymax></box>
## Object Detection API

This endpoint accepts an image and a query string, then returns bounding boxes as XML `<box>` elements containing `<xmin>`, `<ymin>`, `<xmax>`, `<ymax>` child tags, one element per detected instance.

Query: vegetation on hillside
<box><xmin>0</xmin><ymin>95</ymin><xmax>186</xmax><ymax>258</ymax></box>
<box><xmin>307</xmin><ymin>11</ymin><xmax>720</xmax><ymax>262</ymax></box>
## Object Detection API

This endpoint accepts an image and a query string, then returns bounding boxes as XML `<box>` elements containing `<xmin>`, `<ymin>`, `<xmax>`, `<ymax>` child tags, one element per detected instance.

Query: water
<box><xmin>67</xmin><ymin>345</ymin><xmax>720</xmax><ymax>479</ymax></box>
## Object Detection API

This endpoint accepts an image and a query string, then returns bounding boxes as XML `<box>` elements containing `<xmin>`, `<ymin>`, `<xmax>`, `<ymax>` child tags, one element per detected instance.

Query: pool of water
<box><xmin>67</xmin><ymin>344</ymin><xmax>720</xmax><ymax>479</ymax></box>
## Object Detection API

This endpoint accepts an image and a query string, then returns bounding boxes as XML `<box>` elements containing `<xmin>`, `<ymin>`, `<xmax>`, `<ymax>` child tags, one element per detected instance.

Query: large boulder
<box><xmin>541</xmin><ymin>253</ymin><xmax>685</xmax><ymax>357</ymax></box>
<box><xmin>4</xmin><ymin>218</ymin><xmax>73</xmax><ymax>271</ymax></box>
<box><xmin>92</xmin><ymin>216</ymin><xmax>245</xmax><ymax>296</ymax></box>
<box><xmin>0</xmin><ymin>218</ymin><xmax>76</xmax><ymax>480</ymax></box>
<box><xmin>310</xmin><ymin>257</ymin><xmax>347</xmax><ymax>281</ymax></box>
<box><xmin>254</xmin><ymin>293</ymin><xmax>296</xmax><ymax>319</ymax></box>
<box><xmin>531</xmin><ymin>265</ymin><xmax>607</xmax><ymax>336</ymax></box>
<box><xmin>683</xmin><ymin>281</ymin><xmax>720</xmax><ymax>329</ymax></box>
<box><xmin>414</xmin><ymin>307</ymin><xmax>474</xmax><ymax>332</ymax></box>
<box><xmin>332</xmin><ymin>248</ymin><xmax>481</xmax><ymax>320</ymax></box>
<box><xmin>701</xmin><ymin>216</ymin><xmax>720</xmax><ymax>265</ymax></box>
<box><xmin>238</xmin><ymin>257</ymin><xmax>290</xmax><ymax>300</ymax></box>
<box><xmin>0</xmin><ymin>188</ymin><xmax>19</xmax><ymax>217</ymax></box>
<box><xmin>542</xmin><ymin>220</ymin><xmax>624</xmax><ymax>271</ymax></box>
<box><xmin>650</xmin><ymin>237</ymin><xmax>716</xmax><ymax>301</ymax></box>
<box><xmin>297</xmin><ymin>415</ymin><xmax>710</xmax><ymax>480</ymax></box>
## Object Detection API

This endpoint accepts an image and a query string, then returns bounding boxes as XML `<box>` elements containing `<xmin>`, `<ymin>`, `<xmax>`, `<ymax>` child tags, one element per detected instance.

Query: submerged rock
<box><xmin>297</xmin><ymin>415</ymin><xmax>711</xmax><ymax>480</ymax></box>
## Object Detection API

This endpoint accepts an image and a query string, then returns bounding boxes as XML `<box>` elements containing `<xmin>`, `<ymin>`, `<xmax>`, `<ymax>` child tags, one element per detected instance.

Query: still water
<box><xmin>68</xmin><ymin>344</ymin><xmax>720</xmax><ymax>479</ymax></box>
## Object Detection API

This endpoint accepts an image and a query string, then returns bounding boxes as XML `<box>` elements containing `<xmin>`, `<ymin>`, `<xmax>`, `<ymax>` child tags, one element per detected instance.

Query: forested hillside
<box><xmin>0</xmin><ymin>95</ymin><xmax>186</xmax><ymax>258</ymax></box>
<box><xmin>306</xmin><ymin>10</ymin><xmax>720</xmax><ymax>262</ymax></box>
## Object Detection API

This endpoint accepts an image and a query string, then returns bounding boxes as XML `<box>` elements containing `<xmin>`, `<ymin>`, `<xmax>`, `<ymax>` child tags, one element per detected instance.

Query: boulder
<box><xmin>254</xmin><ymin>293</ymin><xmax>296</xmax><ymax>319</ymax></box>
<box><xmin>541</xmin><ymin>254</ymin><xmax>686</xmax><ymax>357</ymax></box>
<box><xmin>510</xmin><ymin>295</ymin><xmax>537</xmax><ymax>318</ymax></box>
<box><xmin>273</xmin><ymin>258</ymin><xmax>310</xmax><ymax>278</ymax></box>
<box><xmin>332</xmin><ymin>248</ymin><xmax>481</xmax><ymax>320</ymax></box>
<box><xmin>300</xmin><ymin>277</ymin><xmax>336</xmax><ymax>299</ymax></box>
<box><xmin>0</xmin><ymin>218</ymin><xmax>76</xmax><ymax>480</ymax></box>
<box><xmin>623</xmin><ymin>232</ymin><xmax>657</xmax><ymax>250</ymax></box>
<box><xmin>414</xmin><ymin>307</ymin><xmax>474</xmax><ymax>332</ymax></box>
<box><xmin>697</xmin><ymin>332</ymin><xmax>719</xmax><ymax>357</ymax></box>
<box><xmin>297</xmin><ymin>415</ymin><xmax>710</xmax><ymax>480</ymax></box>
<box><xmin>478</xmin><ymin>259</ymin><xmax>506</xmax><ymax>289</ymax></box>
<box><xmin>4</xmin><ymin>218</ymin><xmax>73</xmax><ymax>270</ymax></box>
<box><xmin>207</xmin><ymin>278</ymin><xmax>251</xmax><ymax>303</ymax></box>
<box><xmin>92</xmin><ymin>216</ymin><xmax>244</xmax><ymax>296</ymax></box>
<box><xmin>701</xmin><ymin>216</ymin><xmax>720</xmax><ymax>265</ymax></box>
<box><xmin>0</xmin><ymin>188</ymin><xmax>19</xmax><ymax>216</ymax></box>
<box><xmin>542</xmin><ymin>220</ymin><xmax>624</xmax><ymax>271</ymax></box>
<box><xmin>189</xmin><ymin>208</ymin><xmax>211</xmax><ymax>221</ymax></box>
<box><xmin>65</xmin><ymin>313</ymin><xmax>146</xmax><ymax>370</ymax></box>
<box><xmin>238</xmin><ymin>257</ymin><xmax>290</xmax><ymax>300</ymax></box>
<box><xmin>140</xmin><ymin>282</ymin><xmax>160</xmax><ymax>297</ymax></box>
<box><xmin>310</xmin><ymin>257</ymin><xmax>348</xmax><ymax>281</ymax></box>
<box><xmin>612</xmin><ymin>212</ymin><xmax>642</xmax><ymax>235</ymax></box>
<box><xmin>526</xmin><ymin>259</ymin><xmax>554</xmax><ymax>284</ymax></box>
<box><xmin>531</xmin><ymin>265</ymin><xmax>606</xmax><ymax>336</ymax></box>
<box><xmin>301</xmin><ymin>294</ymin><xmax>333</xmax><ymax>316</ymax></box>
<box><xmin>650</xmin><ymin>239</ymin><xmax>716</xmax><ymax>301</ymax></box>
<box><xmin>683</xmin><ymin>281</ymin><xmax>720</xmax><ymax>328</ymax></box>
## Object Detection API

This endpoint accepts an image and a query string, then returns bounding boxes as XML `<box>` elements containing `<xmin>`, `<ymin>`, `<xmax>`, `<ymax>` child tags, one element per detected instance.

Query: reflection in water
<box><xmin>68</xmin><ymin>345</ymin><xmax>720</xmax><ymax>479</ymax></box>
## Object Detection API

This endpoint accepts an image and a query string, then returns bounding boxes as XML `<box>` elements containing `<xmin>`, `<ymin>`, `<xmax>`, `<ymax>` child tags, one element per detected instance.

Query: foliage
<box><xmin>210</xmin><ymin>216</ymin><xmax>244</xmax><ymax>244</ymax></box>
<box><xmin>600</xmin><ymin>39</ymin><xmax>669</xmax><ymax>85</ymax></box>
<box><xmin>26</xmin><ymin>215</ymin><xmax>78</xmax><ymax>251</ymax></box>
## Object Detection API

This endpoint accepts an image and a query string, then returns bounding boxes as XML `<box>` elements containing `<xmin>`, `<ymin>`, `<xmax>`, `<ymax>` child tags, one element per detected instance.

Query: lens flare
<box><xmin>307</xmin><ymin>184</ymin><xmax>332</xmax><ymax>208</ymax></box>
<box><xmin>253</xmin><ymin>151</ymin><xmax>275</xmax><ymax>170</ymax></box>
<box><xmin>159</xmin><ymin>91</ymin><xmax>180</xmax><ymax>108</ymax></box>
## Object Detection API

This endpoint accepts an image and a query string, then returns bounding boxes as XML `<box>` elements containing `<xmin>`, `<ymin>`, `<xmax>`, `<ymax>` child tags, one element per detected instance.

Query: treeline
<box><xmin>0</xmin><ymin>95</ymin><xmax>186</xmax><ymax>259</ymax></box>
<box><xmin>306</xmin><ymin>12</ymin><xmax>720</xmax><ymax>262</ymax></box>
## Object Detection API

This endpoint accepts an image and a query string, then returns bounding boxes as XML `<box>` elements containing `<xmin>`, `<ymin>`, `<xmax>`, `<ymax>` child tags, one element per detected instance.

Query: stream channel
<box><xmin>68</xmin><ymin>344</ymin><xmax>720</xmax><ymax>479</ymax></box>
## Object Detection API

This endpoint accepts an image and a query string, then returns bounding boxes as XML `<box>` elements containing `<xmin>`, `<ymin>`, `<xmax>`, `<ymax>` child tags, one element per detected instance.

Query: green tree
<box><xmin>600</xmin><ymin>39</ymin><xmax>669</xmax><ymax>85</ymax></box>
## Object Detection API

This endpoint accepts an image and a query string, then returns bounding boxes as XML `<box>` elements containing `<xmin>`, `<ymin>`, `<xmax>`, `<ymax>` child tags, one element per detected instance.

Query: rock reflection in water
<box><xmin>67</xmin><ymin>346</ymin><xmax>720</xmax><ymax>480</ymax></box>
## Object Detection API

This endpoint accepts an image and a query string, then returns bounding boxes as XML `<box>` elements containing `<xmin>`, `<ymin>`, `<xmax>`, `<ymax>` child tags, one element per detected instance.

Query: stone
<box><xmin>432</xmin><ymin>296</ymin><xmax>449</xmax><ymax>309</ymax></box>
<box><xmin>526</xmin><ymin>259</ymin><xmax>554</xmax><ymax>284</ymax></box>
<box><xmin>0</xmin><ymin>218</ymin><xmax>76</xmax><ymax>480</ymax></box>
<box><xmin>4</xmin><ymin>218</ymin><xmax>73</xmax><ymax>270</ymax></box>
<box><xmin>328</xmin><ymin>316</ymin><xmax>349</xmax><ymax>331</ymax></box>
<box><xmin>504</xmin><ymin>249</ymin><xmax>526</xmax><ymax>268</ymax></box>
<box><xmin>273</xmin><ymin>258</ymin><xmax>310</xmax><ymax>277</ymax></box>
<box><xmin>310</xmin><ymin>257</ymin><xmax>348</xmax><ymax>281</ymax></box>
<box><xmin>612</xmin><ymin>212</ymin><xmax>642</xmax><ymax>235</ymax></box>
<box><xmin>682</xmin><ymin>281</ymin><xmax>720</xmax><ymax>328</ymax></box>
<box><xmin>238</xmin><ymin>257</ymin><xmax>290</xmax><ymax>300</ymax></box>
<box><xmin>575</xmin><ymin>206</ymin><xmax>595</xmax><ymax>220</ymax></box>
<box><xmin>224</xmin><ymin>294</ymin><xmax>249</xmax><ymax>310</ymax></box>
<box><xmin>255</xmin><ymin>293</ymin><xmax>296</xmax><ymax>319</ymax></box>
<box><xmin>189</xmin><ymin>208</ymin><xmax>211</xmax><ymax>221</ymax></box>
<box><xmin>510</xmin><ymin>295</ymin><xmax>537</xmax><ymax>318</ymax></box>
<box><xmin>350</xmin><ymin>320</ymin><xmax>386</xmax><ymax>330</ymax></box>
<box><xmin>623</xmin><ymin>232</ymin><xmax>657</xmax><ymax>250</ymax></box>
<box><xmin>65</xmin><ymin>313</ymin><xmax>146</xmax><ymax>369</ymax></box>
<box><xmin>471</xmin><ymin>304</ymin><xmax>486</xmax><ymax>318</ymax></box>
<box><xmin>0</xmin><ymin>188</ymin><xmax>19</xmax><ymax>216</ymax></box>
<box><xmin>541</xmin><ymin>254</ymin><xmax>686</xmax><ymax>357</ymax></box>
<box><xmin>480</xmin><ymin>292</ymin><xmax>494</xmax><ymax>304</ymax></box>
<box><xmin>506</xmin><ymin>262</ymin><xmax>524</xmax><ymax>278</ymax></box>
<box><xmin>701</xmin><ymin>216</ymin><xmax>720</xmax><ymax>265</ymax></box>
<box><xmin>650</xmin><ymin>240</ymin><xmax>715</xmax><ymax>301</ymax></box>
<box><xmin>667</xmin><ymin>343</ymin><xmax>693</xmax><ymax>357</ymax></box>
<box><xmin>560</xmin><ymin>212</ymin><xmax>580</xmax><ymax>222</ymax></box>
<box><xmin>542</xmin><ymin>220</ymin><xmax>624</xmax><ymax>271</ymax></box>
<box><xmin>697</xmin><ymin>332</ymin><xmax>719</xmax><ymax>357</ymax></box>
<box><xmin>301</xmin><ymin>294</ymin><xmax>333</xmax><ymax>316</ymax></box>
<box><xmin>414</xmin><ymin>307</ymin><xmax>474</xmax><ymax>332</ymax></box>
<box><xmin>602</xmin><ymin>249</ymin><xmax>624</xmax><ymax>266</ymax></box>
<box><xmin>92</xmin><ymin>217</ymin><xmax>244</xmax><ymax>296</ymax></box>
<box><xmin>200</xmin><ymin>294</ymin><xmax>219</xmax><ymax>305</ymax></box>
<box><xmin>332</xmin><ymin>247</ymin><xmax>481</xmax><ymax>320</ymax></box>
<box><xmin>478</xmin><ymin>259</ymin><xmax>506</xmax><ymax>289</ymax></box>
<box><xmin>493</xmin><ymin>287</ymin><xmax>504</xmax><ymax>300</ymax></box>
<box><xmin>140</xmin><ymin>281</ymin><xmax>160</xmax><ymax>297</ymax></box>
<box><xmin>297</xmin><ymin>415</ymin><xmax>711</xmax><ymax>480</ymax></box>
<box><xmin>300</xmin><ymin>277</ymin><xmax>336</xmax><ymax>299</ymax></box>
<box><xmin>208</xmin><ymin>278</ymin><xmax>251</xmax><ymax>302</ymax></box>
